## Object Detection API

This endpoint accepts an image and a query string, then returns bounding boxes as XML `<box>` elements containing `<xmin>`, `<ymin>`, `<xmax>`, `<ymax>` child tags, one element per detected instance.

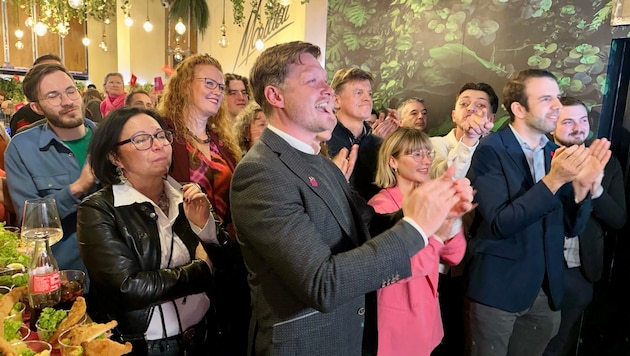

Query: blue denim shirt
<box><xmin>4</xmin><ymin>119</ymin><xmax>98</xmax><ymax>274</ymax></box>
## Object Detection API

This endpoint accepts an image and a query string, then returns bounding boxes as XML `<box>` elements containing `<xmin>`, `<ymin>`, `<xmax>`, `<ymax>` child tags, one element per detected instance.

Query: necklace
<box><xmin>157</xmin><ymin>191</ymin><xmax>170</xmax><ymax>214</ymax></box>
<box><xmin>188</xmin><ymin>127</ymin><xmax>212</xmax><ymax>144</ymax></box>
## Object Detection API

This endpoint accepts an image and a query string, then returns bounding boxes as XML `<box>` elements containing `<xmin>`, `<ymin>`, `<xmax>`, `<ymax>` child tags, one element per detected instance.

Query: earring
<box><xmin>393</xmin><ymin>167</ymin><xmax>398</xmax><ymax>173</ymax></box>
<box><xmin>116</xmin><ymin>166</ymin><xmax>128</xmax><ymax>184</ymax></box>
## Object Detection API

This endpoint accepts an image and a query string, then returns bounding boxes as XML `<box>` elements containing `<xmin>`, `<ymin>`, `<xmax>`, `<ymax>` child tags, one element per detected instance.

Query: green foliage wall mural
<box><xmin>326</xmin><ymin>0</ymin><xmax>615</xmax><ymax>136</ymax></box>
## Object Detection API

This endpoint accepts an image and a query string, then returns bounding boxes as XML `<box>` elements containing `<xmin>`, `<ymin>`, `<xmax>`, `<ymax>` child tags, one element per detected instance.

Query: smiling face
<box><xmin>32</xmin><ymin>70</ymin><xmax>84</xmax><ymax>129</ymax></box>
<box><xmin>452</xmin><ymin>89</ymin><xmax>494</xmax><ymax>130</ymax></box>
<box><xmin>277</xmin><ymin>53</ymin><xmax>336</xmax><ymax>138</ymax></box>
<box><xmin>334</xmin><ymin>79</ymin><xmax>373</xmax><ymax>123</ymax></box>
<box><xmin>515</xmin><ymin>76</ymin><xmax>562</xmax><ymax>135</ymax></box>
<box><xmin>112</xmin><ymin>113</ymin><xmax>172</xmax><ymax>185</ymax></box>
<box><xmin>189</xmin><ymin>64</ymin><xmax>224</xmax><ymax>119</ymax></box>
<box><xmin>553</xmin><ymin>104</ymin><xmax>589</xmax><ymax>146</ymax></box>
<box><xmin>225</xmin><ymin>79</ymin><xmax>249</xmax><ymax>118</ymax></box>
<box><xmin>389</xmin><ymin>145</ymin><xmax>433</xmax><ymax>185</ymax></box>
<box><xmin>400</xmin><ymin>101</ymin><xmax>428</xmax><ymax>130</ymax></box>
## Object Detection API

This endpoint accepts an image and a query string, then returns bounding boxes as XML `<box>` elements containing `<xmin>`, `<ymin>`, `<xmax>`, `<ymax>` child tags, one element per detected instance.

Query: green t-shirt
<box><xmin>63</xmin><ymin>125</ymin><xmax>93</xmax><ymax>168</ymax></box>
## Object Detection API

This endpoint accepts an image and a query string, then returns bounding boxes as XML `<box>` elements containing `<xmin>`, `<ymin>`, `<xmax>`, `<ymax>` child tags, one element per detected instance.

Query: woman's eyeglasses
<box><xmin>404</xmin><ymin>150</ymin><xmax>436</xmax><ymax>161</ymax></box>
<box><xmin>117</xmin><ymin>130</ymin><xmax>174</xmax><ymax>151</ymax></box>
<box><xmin>195</xmin><ymin>78</ymin><xmax>226</xmax><ymax>92</ymax></box>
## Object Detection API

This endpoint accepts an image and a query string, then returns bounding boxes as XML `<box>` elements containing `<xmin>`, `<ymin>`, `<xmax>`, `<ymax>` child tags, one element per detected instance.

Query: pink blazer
<box><xmin>368</xmin><ymin>186</ymin><xmax>467</xmax><ymax>356</ymax></box>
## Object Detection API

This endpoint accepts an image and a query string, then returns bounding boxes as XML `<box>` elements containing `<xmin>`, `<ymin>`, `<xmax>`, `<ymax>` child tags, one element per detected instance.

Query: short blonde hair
<box><xmin>374</xmin><ymin>127</ymin><xmax>433</xmax><ymax>188</ymax></box>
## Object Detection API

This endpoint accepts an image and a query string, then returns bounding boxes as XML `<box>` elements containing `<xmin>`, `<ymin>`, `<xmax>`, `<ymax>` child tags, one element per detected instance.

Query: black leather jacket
<box><xmin>76</xmin><ymin>185</ymin><xmax>227</xmax><ymax>339</ymax></box>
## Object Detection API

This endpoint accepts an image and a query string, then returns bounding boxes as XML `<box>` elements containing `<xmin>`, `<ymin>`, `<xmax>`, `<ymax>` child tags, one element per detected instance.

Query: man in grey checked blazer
<box><xmin>230</xmin><ymin>41</ymin><xmax>474</xmax><ymax>356</ymax></box>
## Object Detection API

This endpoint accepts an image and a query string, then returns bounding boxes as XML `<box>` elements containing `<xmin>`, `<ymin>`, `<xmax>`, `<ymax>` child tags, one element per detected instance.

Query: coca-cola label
<box><xmin>31</xmin><ymin>272</ymin><xmax>61</xmax><ymax>294</ymax></box>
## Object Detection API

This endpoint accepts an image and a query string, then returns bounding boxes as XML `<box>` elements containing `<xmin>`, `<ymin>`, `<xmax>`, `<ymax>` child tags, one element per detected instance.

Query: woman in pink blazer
<box><xmin>368</xmin><ymin>127</ymin><xmax>466</xmax><ymax>356</ymax></box>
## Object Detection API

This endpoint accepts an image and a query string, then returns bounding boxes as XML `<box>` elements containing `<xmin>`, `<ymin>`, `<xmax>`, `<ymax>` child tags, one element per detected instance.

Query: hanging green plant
<box><xmin>0</xmin><ymin>77</ymin><xmax>26</xmax><ymax>103</ymax></box>
<box><xmin>168</xmin><ymin>0</ymin><xmax>209</xmax><ymax>36</ymax></box>
<box><xmin>230</xmin><ymin>0</ymin><xmax>310</xmax><ymax>27</ymax></box>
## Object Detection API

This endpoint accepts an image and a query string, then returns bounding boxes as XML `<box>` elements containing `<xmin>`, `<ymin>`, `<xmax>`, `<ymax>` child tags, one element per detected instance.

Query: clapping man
<box><xmin>465</xmin><ymin>69</ymin><xmax>610</xmax><ymax>356</ymax></box>
<box><xmin>543</xmin><ymin>97</ymin><xmax>627</xmax><ymax>355</ymax></box>
<box><xmin>230</xmin><ymin>41</ymin><xmax>474</xmax><ymax>356</ymax></box>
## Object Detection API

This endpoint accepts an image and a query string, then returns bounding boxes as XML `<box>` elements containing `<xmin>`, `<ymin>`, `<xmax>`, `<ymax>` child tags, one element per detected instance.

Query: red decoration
<box><xmin>309</xmin><ymin>176</ymin><xmax>318</xmax><ymax>187</ymax></box>
<box><xmin>161</xmin><ymin>64</ymin><xmax>174</xmax><ymax>76</ymax></box>
<box><xmin>13</xmin><ymin>75</ymin><xmax>20</xmax><ymax>82</ymax></box>
<box><xmin>130</xmin><ymin>74</ymin><xmax>137</xmax><ymax>87</ymax></box>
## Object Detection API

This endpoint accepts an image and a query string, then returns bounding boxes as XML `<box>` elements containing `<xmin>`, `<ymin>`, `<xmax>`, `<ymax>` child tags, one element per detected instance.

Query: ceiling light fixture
<box><xmin>143</xmin><ymin>0</ymin><xmax>153</xmax><ymax>32</ymax></box>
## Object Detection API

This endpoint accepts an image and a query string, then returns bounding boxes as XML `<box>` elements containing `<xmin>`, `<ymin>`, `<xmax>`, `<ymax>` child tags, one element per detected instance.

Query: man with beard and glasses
<box><xmin>5</xmin><ymin>63</ymin><xmax>98</xmax><ymax>276</ymax></box>
<box><xmin>464</xmin><ymin>69</ymin><xmax>611</xmax><ymax>356</ymax></box>
<box><xmin>542</xmin><ymin>97</ymin><xmax>627</xmax><ymax>356</ymax></box>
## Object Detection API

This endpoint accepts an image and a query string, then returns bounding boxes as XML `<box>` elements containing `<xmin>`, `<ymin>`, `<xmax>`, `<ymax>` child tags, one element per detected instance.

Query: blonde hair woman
<box><xmin>369</xmin><ymin>127</ymin><xmax>466</xmax><ymax>356</ymax></box>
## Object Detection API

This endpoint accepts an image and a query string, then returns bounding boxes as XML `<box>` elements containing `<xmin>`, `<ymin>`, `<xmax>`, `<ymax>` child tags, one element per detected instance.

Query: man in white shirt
<box><xmin>430</xmin><ymin>82</ymin><xmax>498</xmax><ymax>179</ymax></box>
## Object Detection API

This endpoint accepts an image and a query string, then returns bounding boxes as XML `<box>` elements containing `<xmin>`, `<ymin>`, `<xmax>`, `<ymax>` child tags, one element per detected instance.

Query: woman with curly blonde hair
<box><xmin>159</xmin><ymin>53</ymin><xmax>248</xmax><ymax>356</ymax></box>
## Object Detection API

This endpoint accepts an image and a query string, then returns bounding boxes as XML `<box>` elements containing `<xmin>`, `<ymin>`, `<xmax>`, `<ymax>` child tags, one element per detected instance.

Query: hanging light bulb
<box><xmin>57</xmin><ymin>23</ymin><xmax>69</xmax><ymax>37</ymax></box>
<box><xmin>174</xmin><ymin>52</ymin><xmax>183</xmax><ymax>62</ymax></box>
<box><xmin>255</xmin><ymin>38</ymin><xmax>265</xmax><ymax>51</ymax></box>
<box><xmin>218</xmin><ymin>35</ymin><xmax>229</xmax><ymax>48</ymax></box>
<box><xmin>24</xmin><ymin>17</ymin><xmax>33</xmax><ymax>28</ymax></box>
<box><xmin>68</xmin><ymin>0</ymin><xmax>83</xmax><ymax>9</ymax></box>
<box><xmin>143</xmin><ymin>19</ymin><xmax>153</xmax><ymax>32</ymax></box>
<box><xmin>15</xmin><ymin>41</ymin><xmax>24</xmax><ymax>50</ymax></box>
<box><xmin>218</xmin><ymin>0</ymin><xmax>229</xmax><ymax>48</ymax></box>
<box><xmin>82</xmin><ymin>36</ymin><xmax>90</xmax><ymax>46</ymax></box>
<box><xmin>279</xmin><ymin>0</ymin><xmax>291</xmax><ymax>5</ymax></box>
<box><xmin>143</xmin><ymin>0</ymin><xmax>152</xmax><ymax>32</ymax></box>
<box><xmin>34</xmin><ymin>22</ymin><xmax>48</xmax><ymax>36</ymax></box>
<box><xmin>124</xmin><ymin>14</ymin><xmax>133</xmax><ymax>27</ymax></box>
<box><xmin>15</xmin><ymin>29</ymin><xmax>24</xmax><ymax>39</ymax></box>
<box><xmin>175</xmin><ymin>18</ymin><xmax>186</xmax><ymax>35</ymax></box>
<box><xmin>104</xmin><ymin>18</ymin><xmax>111</xmax><ymax>25</ymax></box>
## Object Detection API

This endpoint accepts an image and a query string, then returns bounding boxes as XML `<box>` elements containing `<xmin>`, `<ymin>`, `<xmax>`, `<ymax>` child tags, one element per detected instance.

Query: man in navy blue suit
<box><xmin>464</xmin><ymin>69</ymin><xmax>611</xmax><ymax>356</ymax></box>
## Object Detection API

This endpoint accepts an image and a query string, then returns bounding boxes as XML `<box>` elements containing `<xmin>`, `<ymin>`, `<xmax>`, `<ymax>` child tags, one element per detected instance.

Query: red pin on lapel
<box><xmin>309</xmin><ymin>176</ymin><xmax>318</xmax><ymax>187</ymax></box>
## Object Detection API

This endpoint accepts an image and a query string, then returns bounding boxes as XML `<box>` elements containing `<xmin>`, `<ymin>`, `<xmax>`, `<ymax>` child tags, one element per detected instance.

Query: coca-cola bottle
<box><xmin>27</xmin><ymin>232</ymin><xmax>61</xmax><ymax>330</ymax></box>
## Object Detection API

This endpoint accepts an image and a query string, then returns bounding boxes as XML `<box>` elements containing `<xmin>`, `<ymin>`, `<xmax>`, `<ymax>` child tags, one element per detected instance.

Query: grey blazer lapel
<box><xmin>261</xmin><ymin>130</ymin><xmax>356</xmax><ymax>241</ymax></box>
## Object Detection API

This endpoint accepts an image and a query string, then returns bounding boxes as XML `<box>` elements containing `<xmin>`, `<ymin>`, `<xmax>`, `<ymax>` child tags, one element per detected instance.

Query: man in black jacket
<box><xmin>544</xmin><ymin>96</ymin><xmax>627</xmax><ymax>355</ymax></box>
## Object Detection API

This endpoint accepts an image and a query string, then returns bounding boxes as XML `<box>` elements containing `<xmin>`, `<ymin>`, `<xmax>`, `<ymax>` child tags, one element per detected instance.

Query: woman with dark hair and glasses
<box><xmin>368</xmin><ymin>127</ymin><xmax>466</xmax><ymax>356</ymax></box>
<box><xmin>158</xmin><ymin>53</ymin><xmax>249</xmax><ymax>355</ymax></box>
<box><xmin>76</xmin><ymin>107</ymin><xmax>228</xmax><ymax>355</ymax></box>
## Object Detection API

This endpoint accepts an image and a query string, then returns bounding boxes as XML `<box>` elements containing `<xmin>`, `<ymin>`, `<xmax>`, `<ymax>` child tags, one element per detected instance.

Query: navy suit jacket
<box><xmin>465</xmin><ymin>126</ymin><xmax>591</xmax><ymax>312</ymax></box>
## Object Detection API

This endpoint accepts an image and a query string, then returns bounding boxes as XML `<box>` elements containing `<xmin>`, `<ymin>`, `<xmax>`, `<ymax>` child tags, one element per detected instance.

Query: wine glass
<box><xmin>20</xmin><ymin>198</ymin><xmax>64</xmax><ymax>246</ymax></box>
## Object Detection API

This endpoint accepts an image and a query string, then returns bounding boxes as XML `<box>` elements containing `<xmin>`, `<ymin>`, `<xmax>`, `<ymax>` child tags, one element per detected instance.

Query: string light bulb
<box><xmin>124</xmin><ymin>15</ymin><xmax>133</xmax><ymax>27</ymax></box>
<box><xmin>24</xmin><ymin>17</ymin><xmax>33</xmax><ymax>28</ymax></box>
<box><xmin>15</xmin><ymin>29</ymin><xmax>24</xmax><ymax>39</ymax></box>
<box><xmin>279</xmin><ymin>0</ymin><xmax>291</xmax><ymax>5</ymax></box>
<box><xmin>175</xmin><ymin>18</ymin><xmax>186</xmax><ymax>35</ymax></box>
<box><xmin>68</xmin><ymin>0</ymin><xmax>83</xmax><ymax>9</ymax></box>
<box><xmin>15</xmin><ymin>41</ymin><xmax>24</xmax><ymax>50</ymax></box>
<box><xmin>34</xmin><ymin>22</ymin><xmax>47</xmax><ymax>36</ymax></box>
<box><xmin>82</xmin><ymin>36</ymin><xmax>90</xmax><ymax>46</ymax></box>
